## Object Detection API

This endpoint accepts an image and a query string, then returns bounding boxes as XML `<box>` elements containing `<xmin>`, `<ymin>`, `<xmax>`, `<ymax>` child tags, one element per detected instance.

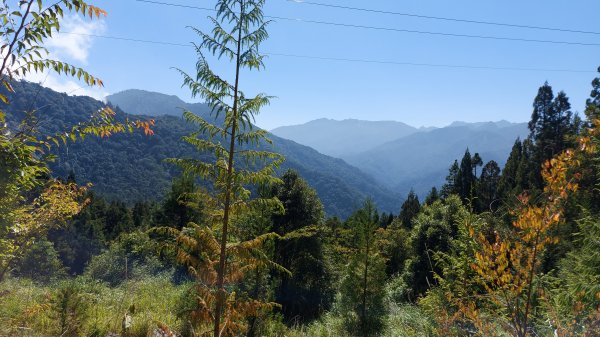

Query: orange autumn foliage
<box><xmin>452</xmin><ymin>122</ymin><xmax>599</xmax><ymax>337</ymax></box>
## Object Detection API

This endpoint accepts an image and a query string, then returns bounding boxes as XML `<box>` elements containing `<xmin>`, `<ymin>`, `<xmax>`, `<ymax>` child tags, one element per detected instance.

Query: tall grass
<box><xmin>0</xmin><ymin>275</ymin><xmax>186</xmax><ymax>337</ymax></box>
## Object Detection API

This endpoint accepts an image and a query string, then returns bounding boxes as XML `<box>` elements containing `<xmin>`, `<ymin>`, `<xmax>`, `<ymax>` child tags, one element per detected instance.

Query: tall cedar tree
<box><xmin>168</xmin><ymin>1</ymin><xmax>285</xmax><ymax>335</ymax></box>
<box><xmin>498</xmin><ymin>139</ymin><xmax>524</xmax><ymax>198</ymax></box>
<box><xmin>528</xmin><ymin>82</ymin><xmax>574</xmax><ymax>189</ymax></box>
<box><xmin>339</xmin><ymin>200</ymin><xmax>387</xmax><ymax>337</ymax></box>
<box><xmin>270</xmin><ymin>170</ymin><xmax>333</xmax><ymax>323</ymax></box>
<box><xmin>441</xmin><ymin>149</ymin><xmax>480</xmax><ymax>206</ymax></box>
<box><xmin>579</xmin><ymin>68</ymin><xmax>600</xmax><ymax>213</ymax></box>
<box><xmin>477</xmin><ymin>160</ymin><xmax>501</xmax><ymax>212</ymax></box>
<box><xmin>458</xmin><ymin>149</ymin><xmax>476</xmax><ymax>204</ymax></box>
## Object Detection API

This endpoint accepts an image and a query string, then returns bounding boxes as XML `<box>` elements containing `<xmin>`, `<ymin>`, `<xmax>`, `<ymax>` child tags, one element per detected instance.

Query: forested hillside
<box><xmin>1</xmin><ymin>1</ymin><xmax>598</xmax><ymax>337</ymax></box>
<box><xmin>4</xmin><ymin>81</ymin><xmax>398</xmax><ymax>217</ymax></box>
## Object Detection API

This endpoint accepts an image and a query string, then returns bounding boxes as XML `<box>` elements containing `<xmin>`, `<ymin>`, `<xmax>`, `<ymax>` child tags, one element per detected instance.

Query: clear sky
<box><xmin>35</xmin><ymin>0</ymin><xmax>600</xmax><ymax>130</ymax></box>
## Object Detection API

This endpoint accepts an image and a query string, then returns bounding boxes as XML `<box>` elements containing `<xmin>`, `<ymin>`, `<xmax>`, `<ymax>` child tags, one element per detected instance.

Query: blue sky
<box><xmin>37</xmin><ymin>0</ymin><xmax>599</xmax><ymax>130</ymax></box>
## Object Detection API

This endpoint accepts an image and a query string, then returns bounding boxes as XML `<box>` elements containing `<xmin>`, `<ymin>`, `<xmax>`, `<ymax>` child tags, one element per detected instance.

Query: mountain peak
<box><xmin>107</xmin><ymin>89</ymin><xmax>210</xmax><ymax>117</ymax></box>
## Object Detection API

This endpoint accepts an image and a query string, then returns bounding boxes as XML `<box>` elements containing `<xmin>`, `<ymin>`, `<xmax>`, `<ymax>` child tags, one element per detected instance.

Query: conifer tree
<box><xmin>498</xmin><ymin>139</ymin><xmax>523</xmax><ymax>198</ymax></box>
<box><xmin>528</xmin><ymin>83</ymin><xmax>575</xmax><ymax>189</ymax></box>
<box><xmin>167</xmin><ymin>0</ymin><xmax>285</xmax><ymax>335</ymax></box>
<box><xmin>585</xmin><ymin>67</ymin><xmax>600</xmax><ymax>121</ymax></box>
<box><xmin>458</xmin><ymin>149</ymin><xmax>476</xmax><ymax>203</ymax></box>
<box><xmin>477</xmin><ymin>160</ymin><xmax>501</xmax><ymax>211</ymax></box>
<box><xmin>472</xmin><ymin>152</ymin><xmax>483</xmax><ymax>178</ymax></box>
<box><xmin>398</xmin><ymin>190</ymin><xmax>420</xmax><ymax>229</ymax></box>
<box><xmin>424</xmin><ymin>186</ymin><xmax>440</xmax><ymax>205</ymax></box>
<box><xmin>441</xmin><ymin>160</ymin><xmax>460</xmax><ymax>198</ymax></box>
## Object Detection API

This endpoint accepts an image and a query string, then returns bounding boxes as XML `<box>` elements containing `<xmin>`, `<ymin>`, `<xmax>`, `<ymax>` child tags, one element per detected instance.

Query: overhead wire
<box><xmin>59</xmin><ymin>32</ymin><xmax>594</xmax><ymax>74</ymax></box>
<box><xmin>134</xmin><ymin>0</ymin><xmax>600</xmax><ymax>47</ymax></box>
<box><xmin>285</xmin><ymin>0</ymin><xmax>600</xmax><ymax>36</ymax></box>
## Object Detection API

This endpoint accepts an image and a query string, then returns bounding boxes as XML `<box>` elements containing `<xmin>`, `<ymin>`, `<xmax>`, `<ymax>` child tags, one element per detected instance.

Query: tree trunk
<box><xmin>213</xmin><ymin>2</ymin><xmax>244</xmax><ymax>336</ymax></box>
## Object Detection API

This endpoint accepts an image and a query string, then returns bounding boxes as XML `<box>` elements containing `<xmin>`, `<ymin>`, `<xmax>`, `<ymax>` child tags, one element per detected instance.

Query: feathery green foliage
<box><xmin>167</xmin><ymin>0</ymin><xmax>286</xmax><ymax>335</ymax></box>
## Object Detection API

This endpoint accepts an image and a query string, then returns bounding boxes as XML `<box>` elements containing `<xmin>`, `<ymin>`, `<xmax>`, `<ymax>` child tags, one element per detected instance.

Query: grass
<box><xmin>0</xmin><ymin>275</ymin><xmax>187</xmax><ymax>337</ymax></box>
<box><xmin>1</xmin><ymin>276</ymin><xmax>440</xmax><ymax>337</ymax></box>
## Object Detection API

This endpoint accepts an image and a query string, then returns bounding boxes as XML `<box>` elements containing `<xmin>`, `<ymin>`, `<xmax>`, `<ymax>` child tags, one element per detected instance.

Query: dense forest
<box><xmin>1</xmin><ymin>1</ymin><xmax>599</xmax><ymax>337</ymax></box>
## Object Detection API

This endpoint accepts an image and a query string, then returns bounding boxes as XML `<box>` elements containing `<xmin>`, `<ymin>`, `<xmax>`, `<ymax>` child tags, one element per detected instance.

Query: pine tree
<box><xmin>167</xmin><ymin>0</ymin><xmax>285</xmax><ymax>335</ymax></box>
<box><xmin>156</xmin><ymin>174</ymin><xmax>204</xmax><ymax>230</ymax></box>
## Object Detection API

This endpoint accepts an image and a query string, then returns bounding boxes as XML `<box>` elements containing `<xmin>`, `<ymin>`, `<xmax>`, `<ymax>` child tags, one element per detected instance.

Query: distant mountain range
<box><xmin>271</xmin><ymin>119</ymin><xmax>529</xmax><ymax>198</ymax></box>
<box><xmin>5</xmin><ymin>82</ymin><xmax>399</xmax><ymax>218</ymax></box>
<box><xmin>271</xmin><ymin>119</ymin><xmax>421</xmax><ymax>157</ymax></box>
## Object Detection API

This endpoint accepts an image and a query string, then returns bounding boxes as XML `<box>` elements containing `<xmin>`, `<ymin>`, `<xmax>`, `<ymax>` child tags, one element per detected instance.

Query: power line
<box><xmin>286</xmin><ymin>0</ymin><xmax>600</xmax><ymax>36</ymax></box>
<box><xmin>265</xmin><ymin>52</ymin><xmax>593</xmax><ymax>73</ymax></box>
<box><xmin>60</xmin><ymin>32</ymin><xmax>594</xmax><ymax>74</ymax></box>
<box><xmin>134</xmin><ymin>0</ymin><xmax>600</xmax><ymax>47</ymax></box>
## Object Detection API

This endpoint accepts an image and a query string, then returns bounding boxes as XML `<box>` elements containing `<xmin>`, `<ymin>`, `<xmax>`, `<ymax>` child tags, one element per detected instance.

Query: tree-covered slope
<box><xmin>5</xmin><ymin>82</ymin><xmax>398</xmax><ymax>217</ymax></box>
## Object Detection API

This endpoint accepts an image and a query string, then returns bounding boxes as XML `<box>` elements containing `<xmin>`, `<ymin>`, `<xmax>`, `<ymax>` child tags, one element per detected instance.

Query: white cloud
<box><xmin>45</xmin><ymin>15</ymin><xmax>106</xmax><ymax>64</ymax></box>
<box><xmin>26</xmin><ymin>71</ymin><xmax>109</xmax><ymax>101</ymax></box>
<box><xmin>22</xmin><ymin>15</ymin><xmax>109</xmax><ymax>101</ymax></box>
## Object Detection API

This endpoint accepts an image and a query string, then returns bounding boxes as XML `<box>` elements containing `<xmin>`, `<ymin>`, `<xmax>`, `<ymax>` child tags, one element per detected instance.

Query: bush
<box><xmin>84</xmin><ymin>231</ymin><xmax>170</xmax><ymax>286</ymax></box>
<box><xmin>12</xmin><ymin>238</ymin><xmax>66</xmax><ymax>283</ymax></box>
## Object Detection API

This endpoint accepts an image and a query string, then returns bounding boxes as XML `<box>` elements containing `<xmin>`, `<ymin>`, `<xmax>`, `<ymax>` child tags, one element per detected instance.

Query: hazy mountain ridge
<box><xmin>271</xmin><ymin>118</ymin><xmax>419</xmax><ymax>157</ymax></box>
<box><xmin>6</xmin><ymin>82</ymin><xmax>399</xmax><ymax>218</ymax></box>
<box><xmin>271</xmin><ymin>118</ymin><xmax>528</xmax><ymax>198</ymax></box>
<box><xmin>345</xmin><ymin>122</ymin><xmax>529</xmax><ymax>197</ymax></box>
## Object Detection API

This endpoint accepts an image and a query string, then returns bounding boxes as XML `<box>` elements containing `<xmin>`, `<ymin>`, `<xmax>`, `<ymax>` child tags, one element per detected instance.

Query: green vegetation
<box><xmin>2</xmin><ymin>80</ymin><xmax>397</xmax><ymax>218</ymax></box>
<box><xmin>1</xmin><ymin>0</ymin><xmax>599</xmax><ymax>336</ymax></box>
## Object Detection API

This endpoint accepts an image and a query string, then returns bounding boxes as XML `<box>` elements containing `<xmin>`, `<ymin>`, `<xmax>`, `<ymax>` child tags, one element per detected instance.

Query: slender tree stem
<box><xmin>213</xmin><ymin>1</ymin><xmax>244</xmax><ymax>336</ymax></box>
<box><xmin>521</xmin><ymin>228</ymin><xmax>541</xmax><ymax>337</ymax></box>
<box><xmin>0</xmin><ymin>0</ymin><xmax>34</xmax><ymax>79</ymax></box>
